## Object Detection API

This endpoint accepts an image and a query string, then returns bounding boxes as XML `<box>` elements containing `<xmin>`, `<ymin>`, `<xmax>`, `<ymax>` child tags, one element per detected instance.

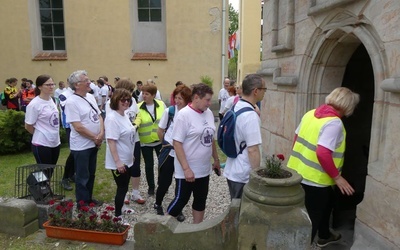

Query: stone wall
<box><xmin>259</xmin><ymin>0</ymin><xmax>400</xmax><ymax>248</ymax></box>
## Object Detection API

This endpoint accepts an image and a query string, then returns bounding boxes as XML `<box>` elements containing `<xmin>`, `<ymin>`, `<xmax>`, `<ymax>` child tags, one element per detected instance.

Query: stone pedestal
<box><xmin>238</xmin><ymin>167</ymin><xmax>311</xmax><ymax>249</ymax></box>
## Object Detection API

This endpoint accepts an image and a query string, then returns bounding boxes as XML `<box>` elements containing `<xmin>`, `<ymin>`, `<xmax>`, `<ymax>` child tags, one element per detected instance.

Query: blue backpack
<box><xmin>217</xmin><ymin>104</ymin><xmax>253</xmax><ymax>158</ymax></box>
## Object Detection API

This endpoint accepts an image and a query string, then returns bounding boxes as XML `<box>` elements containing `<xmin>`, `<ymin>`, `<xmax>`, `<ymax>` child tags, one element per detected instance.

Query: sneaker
<box><xmin>317</xmin><ymin>231</ymin><xmax>341</xmax><ymax>247</ymax></box>
<box><xmin>68</xmin><ymin>174</ymin><xmax>76</xmax><ymax>183</ymax></box>
<box><xmin>60</xmin><ymin>179</ymin><xmax>73</xmax><ymax>191</ymax></box>
<box><xmin>148</xmin><ymin>188</ymin><xmax>155</xmax><ymax>196</ymax></box>
<box><xmin>116</xmin><ymin>215</ymin><xmax>130</xmax><ymax>226</ymax></box>
<box><xmin>89</xmin><ymin>199</ymin><xmax>103</xmax><ymax>207</ymax></box>
<box><xmin>122</xmin><ymin>205</ymin><xmax>134</xmax><ymax>214</ymax></box>
<box><xmin>124</xmin><ymin>194</ymin><xmax>130</xmax><ymax>204</ymax></box>
<box><xmin>176</xmin><ymin>212</ymin><xmax>185</xmax><ymax>222</ymax></box>
<box><xmin>153</xmin><ymin>203</ymin><xmax>164</xmax><ymax>215</ymax></box>
<box><xmin>131</xmin><ymin>192</ymin><xmax>146</xmax><ymax>204</ymax></box>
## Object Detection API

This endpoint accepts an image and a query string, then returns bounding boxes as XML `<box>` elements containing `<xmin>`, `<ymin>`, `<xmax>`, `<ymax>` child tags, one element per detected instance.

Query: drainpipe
<box><xmin>221</xmin><ymin>0</ymin><xmax>226</xmax><ymax>88</ymax></box>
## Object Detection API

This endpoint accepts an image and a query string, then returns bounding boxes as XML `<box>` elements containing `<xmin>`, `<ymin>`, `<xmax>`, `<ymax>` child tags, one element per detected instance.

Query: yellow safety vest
<box><xmin>287</xmin><ymin>109</ymin><xmax>346</xmax><ymax>185</ymax></box>
<box><xmin>136</xmin><ymin>99</ymin><xmax>165</xmax><ymax>144</ymax></box>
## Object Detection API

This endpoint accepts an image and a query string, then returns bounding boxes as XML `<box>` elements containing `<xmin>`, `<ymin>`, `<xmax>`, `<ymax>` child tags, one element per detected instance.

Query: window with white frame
<box><xmin>138</xmin><ymin>0</ymin><xmax>162</xmax><ymax>22</ymax></box>
<box><xmin>39</xmin><ymin>0</ymin><xmax>65</xmax><ymax>51</ymax></box>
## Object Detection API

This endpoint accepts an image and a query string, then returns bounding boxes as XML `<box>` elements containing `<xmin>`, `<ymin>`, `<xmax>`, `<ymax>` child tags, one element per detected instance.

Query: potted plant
<box><xmin>43</xmin><ymin>200</ymin><xmax>131</xmax><ymax>245</ymax></box>
<box><xmin>238</xmin><ymin>154</ymin><xmax>311</xmax><ymax>249</ymax></box>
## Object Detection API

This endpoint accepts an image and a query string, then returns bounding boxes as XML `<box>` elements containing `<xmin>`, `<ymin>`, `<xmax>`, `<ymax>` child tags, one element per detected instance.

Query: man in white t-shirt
<box><xmin>223</xmin><ymin>74</ymin><xmax>266</xmax><ymax>199</ymax></box>
<box><xmin>54</xmin><ymin>81</ymin><xmax>67</xmax><ymax>104</ymax></box>
<box><xmin>218</xmin><ymin>78</ymin><xmax>230</xmax><ymax>120</ymax></box>
<box><xmin>65</xmin><ymin>70</ymin><xmax>104</xmax><ymax>208</ymax></box>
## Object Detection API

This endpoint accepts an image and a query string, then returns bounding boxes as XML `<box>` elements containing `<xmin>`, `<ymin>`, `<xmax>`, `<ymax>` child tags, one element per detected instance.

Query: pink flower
<box><xmin>276</xmin><ymin>154</ymin><xmax>285</xmax><ymax>161</ymax></box>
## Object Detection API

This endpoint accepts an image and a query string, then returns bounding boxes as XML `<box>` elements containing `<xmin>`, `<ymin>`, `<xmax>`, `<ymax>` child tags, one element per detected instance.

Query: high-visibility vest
<box><xmin>137</xmin><ymin>99</ymin><xmax>165</xmax><ymax>144</ymax></box>
<box><xmin>287</xmin><ymin>109</ymin><xmax>346</xmax><ymax>186</ymax></box>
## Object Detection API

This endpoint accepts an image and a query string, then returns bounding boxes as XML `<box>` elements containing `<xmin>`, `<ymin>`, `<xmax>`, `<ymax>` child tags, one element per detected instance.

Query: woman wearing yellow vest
<box><xmin>287</xmin><ymin>87</ymin><xmax>359</xmax><ymax>248</ymax></box>
<box><xmin>134</xmin><ymin>83</ymin><xmax>166</xmax><ymax>196</ymax></box>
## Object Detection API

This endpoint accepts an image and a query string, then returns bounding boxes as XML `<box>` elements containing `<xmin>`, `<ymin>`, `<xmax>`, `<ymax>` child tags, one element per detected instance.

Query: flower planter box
<box><xmin>43</xmin><ymin>221</ymin><xmax>129</xmax><ymax>245</ymax></box>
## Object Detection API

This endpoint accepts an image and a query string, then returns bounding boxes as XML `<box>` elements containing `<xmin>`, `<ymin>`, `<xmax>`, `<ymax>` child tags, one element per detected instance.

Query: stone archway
<box><xmin>297</xmin><ymin>15</ymin><xmax>389</xmax><ymax>229</ymax></box>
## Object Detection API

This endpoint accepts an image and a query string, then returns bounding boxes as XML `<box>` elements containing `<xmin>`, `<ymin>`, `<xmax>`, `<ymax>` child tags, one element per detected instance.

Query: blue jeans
<box><xmin>71</xmin><ymin>147</ymin><xmax>98</xmax><ymax>204</ymax></box>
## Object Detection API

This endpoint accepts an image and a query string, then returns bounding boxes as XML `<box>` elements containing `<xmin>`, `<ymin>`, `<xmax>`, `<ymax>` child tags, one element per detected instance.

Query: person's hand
<box><xmin>184</xmin><ymin>168</ymin><xmax>195</xmax><ymax>182</ymax></box>
<box><xmin>116</xmin><ymin>162</ymin><xmax>127</xmax><ymax>174</ymax></box>
<box><xmin>334</xmin><ymin>175</ymin><xmax>355</xmax><ymax>196</ymax></box>
<box><xmin>213</xmin><ymin>161</ymin><xmax>221</xmax><ymax>176</ymax></box>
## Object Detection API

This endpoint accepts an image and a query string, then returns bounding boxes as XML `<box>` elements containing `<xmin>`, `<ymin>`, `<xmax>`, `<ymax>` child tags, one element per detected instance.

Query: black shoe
<box><xmin>153</xmin><ymin>204</ymin><xmax>164</xmax><ymax>215</ymax></box>
<box><xmin>60</xmin><ymin>179</ymin><xmax>73</xmax><ymax>191</ymax></box>
<box><xmin>176</xmin><ymin>212</ymin><xmax>185</xmax><ymax>222</ymax></box>
<box><xmin>90</xmin><ymin>199</ymin><xmax>104</xmax><ymax>207</ymax></box>
<box><xmin>69</xmin><ymin>174</ymin><xmax>75</xmax><ymax>183</ymax></box>
<box><xmin>317</xmin><ymin>231</ymin><xmax>341</xmax><ymax>247</ymax></box>
<box><xmin>148</xmin><ymin>188</ymin><xmax>155</xmax><ymax>196</ymax></box>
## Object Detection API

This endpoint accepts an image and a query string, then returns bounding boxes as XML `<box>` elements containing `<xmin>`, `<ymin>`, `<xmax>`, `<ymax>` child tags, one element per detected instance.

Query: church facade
<box><xmin>260</xmin><ymin>0</ymin><xmax>400</xmax><ymax>248</ymax></box>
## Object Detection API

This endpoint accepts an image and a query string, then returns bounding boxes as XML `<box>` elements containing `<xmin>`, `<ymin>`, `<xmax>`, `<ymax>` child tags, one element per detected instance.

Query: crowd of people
<box><xmin>2</xmin><ymin>72</ymin><xmax>360</xmax><ymax>247</ymax></box>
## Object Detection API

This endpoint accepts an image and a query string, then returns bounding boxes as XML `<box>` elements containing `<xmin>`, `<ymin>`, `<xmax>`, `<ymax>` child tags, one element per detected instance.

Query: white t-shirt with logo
<box><xmin>218</xmin><ymin>88</ymin><xmax>230</xmax><ymax>113</ymax></box>
<box><xmin>223</xmin><ymin>100</ymin><xmax>261</xmax><ymax>184</ymax></box>
<box><xmin>172</xmin><ymin>106</ymin><xmax>215</xmax><ymax>179</ymax></box>
<box><xmin>25</xmin><ymin>96</ymin><xmax>60</xmax><ymax>147</ymax></box>
<box><xmin>105</xmin><ymin>110</ymin><xmax>136</xmax><ymax>170</ymax></box>
<box><xmin>65</xmin><ymin>93</ymin><xmax>101</xmax><ymax>151</ymax></box>
<box><xmin>105</xmin><ymin>97</ymin><xmax>140</xmax><ymax>143</ymax></box>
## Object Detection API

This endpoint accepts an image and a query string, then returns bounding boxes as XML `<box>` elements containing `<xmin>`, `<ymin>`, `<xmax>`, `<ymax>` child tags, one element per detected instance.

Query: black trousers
<box><xmin>301</xmin><ymin>183</ymin><xmax>334</xmax><ymax>242</ymax></box>
<box><xmin>155</xmin><ymin>155</ymin><xmax>175</xmax><ymax>206</ymax></box>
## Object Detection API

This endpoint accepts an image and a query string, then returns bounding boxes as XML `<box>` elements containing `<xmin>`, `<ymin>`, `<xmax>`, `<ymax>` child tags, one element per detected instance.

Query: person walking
<box><xmin>134</xmin><ymin>83</ymin><xmax>166</xmax><ymax>196</ymax></box>
<box><xmin>218</xmin><ymin>78</ymin><xmax>230</xmax><ymax>120</ymax></box>
<box><xmin>104</xmin><ymin>88</ymin><xmax>136</xmax><ymax>221</ymax></box>
<box><xmin>105</xmin><ymin>78</ymin><xmax>145</xmax><ymax>205</ymax></box>
<box><xmin>65</xmin><ymin>70</ymin><xmax>104</xmax><ymax>208</ymax></box>
<box><xmin>287</xmin><ymin>87</ymin><xmax>360</xmax><ymax>247</ymax></box>
<box><xmin>167</xmin><ymin>83</ymin><xmax>221</xmax><ymax>224</ymax></box>
<box><xmin>154</xmin><ymin>84</ymin><xmax>191</xmax><ymax>220</ymax></box>
<box><xmin>223</xmin><ymin>74</ymin><xmax>266</xmax><ymax>199</ymax></box>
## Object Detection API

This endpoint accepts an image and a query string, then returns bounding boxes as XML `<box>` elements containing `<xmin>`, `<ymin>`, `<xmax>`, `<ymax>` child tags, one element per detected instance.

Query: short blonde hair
<box><xmin>325</xmin><ymin>87</ymin><xmax>360</xmax><ymax>117</ymax></box>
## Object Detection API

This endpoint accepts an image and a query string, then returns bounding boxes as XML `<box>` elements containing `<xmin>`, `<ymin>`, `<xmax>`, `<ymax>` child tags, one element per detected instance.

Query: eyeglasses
<box><xmin>258</xmin><ymin>87</ymin><xmax>267</xmax><ymax>91</ymax></box>
<box><xmin>120</xmin><ymin>98</ymin><xmax>131</xmax><ymax>103</ymax></box>
<box><xmin>43</xmin><ymin>83</ymin><xmax>55</xmax><ymax>87</ymax></box>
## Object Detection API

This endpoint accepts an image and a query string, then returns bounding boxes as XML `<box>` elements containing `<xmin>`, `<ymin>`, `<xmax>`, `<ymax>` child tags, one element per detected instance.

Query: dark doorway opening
<box><xmin>333</xmin><ymin>44</ymin><xmax>374</xmax><ymax>229</ymax></box>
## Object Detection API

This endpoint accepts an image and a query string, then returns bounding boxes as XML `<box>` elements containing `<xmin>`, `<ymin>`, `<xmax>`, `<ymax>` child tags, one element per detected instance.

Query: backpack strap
<box><xmin>165</xmin><ymin>106</ymin><xmax>175</xmax><ymax>133</ymax></box>
<box><xmin>232</xmin><ymin>104</ymin><xmax>255</xmax><ymax>155</ymax></box>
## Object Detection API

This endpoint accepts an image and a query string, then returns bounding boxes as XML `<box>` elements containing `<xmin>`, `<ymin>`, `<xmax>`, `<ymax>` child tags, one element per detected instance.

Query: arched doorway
<box><xmin>333</xmin><ymin>43</ymin><xmax>374</xmax><ymax>228</ymax></box>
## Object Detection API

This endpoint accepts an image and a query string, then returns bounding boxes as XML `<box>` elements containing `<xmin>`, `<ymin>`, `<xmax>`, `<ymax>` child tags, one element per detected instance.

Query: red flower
<box><xmin>276</xmin><ymin>154</ymin><xmax>285</xmax><ymax>161</ymax></box>
<box><xmin>78</xmin><ymin>200</ymin><xmax>86</xmax><ymax>206</ymax></box>
<box><xmin>89</xmin><ymin>202</ymin><xmax>96</xmax><ymax>208</ymax></box>
<box><xmin>106</xmin><ymin>206</ymin><xmax>115</xmax><ymax>211</ymax></box>
<box><xmin>49</xmin><ymin>200</ymin><xmax>55</xmax><ymax>205</ymax></box>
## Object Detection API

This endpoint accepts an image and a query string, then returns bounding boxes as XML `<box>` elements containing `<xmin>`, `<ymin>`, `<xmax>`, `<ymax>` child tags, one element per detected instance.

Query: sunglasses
<box><xmin>120</xmin><ymin>98</ymin><xmax>131</xmax><ymax>103</ymax></box>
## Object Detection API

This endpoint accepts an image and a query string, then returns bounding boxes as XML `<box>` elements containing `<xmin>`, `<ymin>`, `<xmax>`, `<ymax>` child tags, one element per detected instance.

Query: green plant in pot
<box><xmin>257</xmin><ymin>154</ymin><xmax>292</xmax><ymax>179</ymax></box>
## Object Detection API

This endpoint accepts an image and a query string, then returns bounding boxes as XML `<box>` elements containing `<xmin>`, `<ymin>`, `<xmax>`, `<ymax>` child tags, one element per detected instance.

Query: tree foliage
<box><xmin>228</xmin><ymin>4</ymin><xmax>238</xmax><ymax>35</ymax></box>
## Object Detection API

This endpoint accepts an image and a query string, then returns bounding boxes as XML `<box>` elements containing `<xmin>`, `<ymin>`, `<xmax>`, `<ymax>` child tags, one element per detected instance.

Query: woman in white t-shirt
<box><xmin>105</xmin><ymin>89</ymin><xmax>136</xmax><ymax>219</ymax></box>
<box><xmin>105</xmin><ymin>78</ymin><xmax>146</xmax><ymax>205</ymax></box>
<box><xmin>25</xmin><ymin>75</ymin><xmax>60</xmax><ymax>171</ymax></box>
<box><xmin>154</xmin><ymin>84</ymin><xmax>192</xmax><ymax>218</ymax></box>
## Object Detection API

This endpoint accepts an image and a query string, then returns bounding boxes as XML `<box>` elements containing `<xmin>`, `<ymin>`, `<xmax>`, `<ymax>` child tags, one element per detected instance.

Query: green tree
<box><xmin>229</xmin><ymin>4</ymin><xmax>238</xmax><ymax>35</ymax></box>
<box><xmin>228</xmin><ymin>4</ymin><xmax>239</xmax><ymax>80</ymax></box>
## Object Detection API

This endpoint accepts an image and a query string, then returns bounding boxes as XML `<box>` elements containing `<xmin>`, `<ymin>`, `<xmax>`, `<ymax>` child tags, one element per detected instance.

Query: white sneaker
<box><xmin>116</xmin><ymin>215</ymin><xmax>130</xmax><ymax>226</ymax></box>
<box><xmin>122</xmin><ymin>205</ymin><xmax>134</xmax><ymax>214</ymax></box>
<box><xmin>131</xmin><ymin>190</ymin><xmax>146</xmax><ymax>204</ymax></box>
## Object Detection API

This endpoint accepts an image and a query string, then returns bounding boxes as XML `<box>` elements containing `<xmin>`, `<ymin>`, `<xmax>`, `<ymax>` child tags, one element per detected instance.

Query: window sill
<box><xmin>131</xmin><ymin>53</ymin><xmax>167</xmax><ymax>61</ymax></box>
<box><xmin>32</xmin><ymin>52</ymin><xmax>67</xmax><ymax>61</ymax></box>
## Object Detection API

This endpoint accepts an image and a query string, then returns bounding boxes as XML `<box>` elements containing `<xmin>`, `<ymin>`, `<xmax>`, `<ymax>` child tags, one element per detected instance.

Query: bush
<box><xmin>0</xmin><ymin>110</ymin><xmax>31</xmax><ymax>154</ymax></box>
<box><xmin>200</xmin><ymin>75</ymin><xmax>213</xmax><ymax>88</ymax></box>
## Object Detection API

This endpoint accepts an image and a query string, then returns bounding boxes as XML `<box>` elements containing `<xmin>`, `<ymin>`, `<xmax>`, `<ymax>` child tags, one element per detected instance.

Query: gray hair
<box><xmin>241</xmin><ymin>74</ymin><xmax>263</xmax><ymax>96</ymax></box>
<box><xmin>68</xmin><ymin>70</ymin><xmax>88</xmax><ymax>90</ymax></box>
